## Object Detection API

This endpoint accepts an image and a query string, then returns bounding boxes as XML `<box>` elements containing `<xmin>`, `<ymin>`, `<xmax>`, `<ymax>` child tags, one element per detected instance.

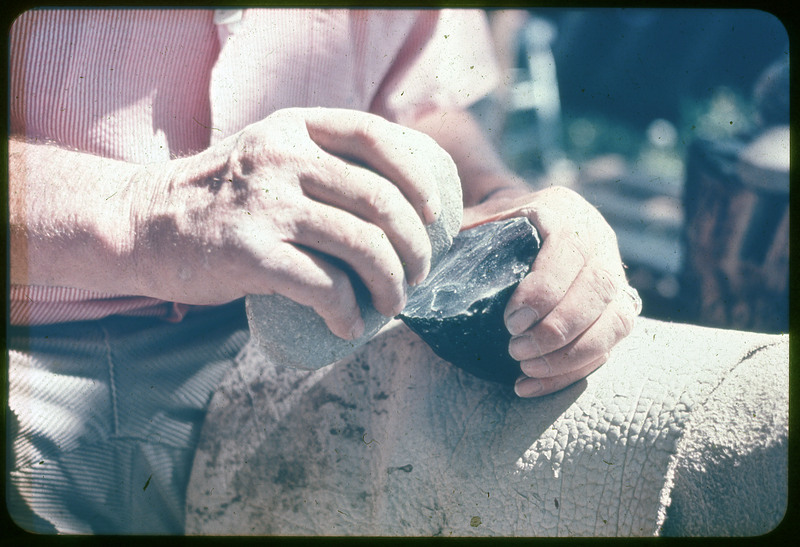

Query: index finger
<box><xmin>302</xmin><ymin>108</ymin><xmax>444</xmax><ymax>225</ymax></box>
<box><xmin>508</xmin><ymin>262</ymin><xmax>618</xmax><ymax>362</ymax></box>
<box><xmin>503</xmin><ymin>233</ymin><xmax>586</xmax><ymax>336</ymax></box>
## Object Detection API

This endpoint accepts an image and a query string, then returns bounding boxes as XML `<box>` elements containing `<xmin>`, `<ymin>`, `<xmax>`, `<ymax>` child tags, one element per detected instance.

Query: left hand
<box><xmin>464</xmin><ymin>185</ymin><xmax>642</xmax><ymax>397</ymax></box>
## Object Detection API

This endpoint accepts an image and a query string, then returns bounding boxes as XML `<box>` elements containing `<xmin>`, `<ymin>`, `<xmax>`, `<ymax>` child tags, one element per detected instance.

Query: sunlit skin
<box><xmin>10</xmin><ymin>107</ymin><xmax>639</xmax><ymax>398</ymax></box>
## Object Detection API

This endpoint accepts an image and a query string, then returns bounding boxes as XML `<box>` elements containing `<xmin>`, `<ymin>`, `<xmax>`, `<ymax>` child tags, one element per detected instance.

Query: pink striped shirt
<box><xmin>9</xmin><ymin>8</ymin><xmax>500</xmax><ymax>326</ymax></box>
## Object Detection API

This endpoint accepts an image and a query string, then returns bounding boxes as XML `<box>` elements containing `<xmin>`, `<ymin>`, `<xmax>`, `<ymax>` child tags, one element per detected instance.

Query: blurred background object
<box><xmin>474</xmin><ymin>8</ymin><xmax>789</xmax><ymax>333</ymax></box>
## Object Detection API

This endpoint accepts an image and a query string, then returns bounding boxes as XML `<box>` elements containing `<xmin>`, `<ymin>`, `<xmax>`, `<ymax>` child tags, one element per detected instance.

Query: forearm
<box><xmin>406</xmin><ymin>107</ymin><xmax>531</xmax><ymax>228</ymax></box>
<box><xmin>9</xmin><ymin>138</ymin><xmax>172</xmax><ymax>295</ymax></box>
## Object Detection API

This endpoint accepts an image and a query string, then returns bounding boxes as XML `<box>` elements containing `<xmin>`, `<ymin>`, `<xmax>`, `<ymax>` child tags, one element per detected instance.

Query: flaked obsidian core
<box><xmin>399</xmin><ymin>217</ymin><xmax>541</xmax><ymax>385</ymax></box>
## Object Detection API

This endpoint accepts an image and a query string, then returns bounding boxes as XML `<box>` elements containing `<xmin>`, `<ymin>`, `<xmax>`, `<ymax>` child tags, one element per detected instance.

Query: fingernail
<box><xmin>411</xmin><ymin>264</ymin><xmax>430</xmax><ymax>287</ymax></box>
<box><xmin>505</xmin><ymin>307</ymin><xmax>539</xmax><ymax>336</ymax></box>
<box><xmin>514</xmin><ymin>377</ymin><xmax>543</xmax><ymax>398</ymax></box>
<box><xmin>509</xmin><ymin>335</ymin><xmax>533</xmax><ymax>361</ymax></box>
<box><xmin>522</xmin><ymin>357</ymin><xmax>550</xmax><ymax>378</ymax></box>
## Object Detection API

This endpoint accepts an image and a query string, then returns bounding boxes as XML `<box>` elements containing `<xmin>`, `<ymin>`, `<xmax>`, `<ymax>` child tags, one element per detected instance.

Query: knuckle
<box><xmin>363</xmin><ymin>183</ymin><xmax>401</xmax><ymax>223</ymax></box>
<box><xmin>537</xmin><ymin>377</ymin><xmax>563</xmax><ymax>396</ymax></box>
<box><xmin>550</xmin><ymin>185</ymin><xmax>580</xmax><ymax>201</ymax></box>
<box><xmin>562</xmin><ymin>232</ymin><xmax>590</xmax><ymax>262</ymax></box>
<box><xmin>586</xmin><ymin>267</ymin><xmax>618</xmax><ymax>305</ymax></box>
<box><xmin>352</xmin><ymin>115</ymin><xmax>381</xmax><ymax>147</ymax></box>
<box><xmin>231</xmin><ymin>134</ymin><xmax>260</xmax><ymax>172</ymax></box>
<box><xmin>612</xmin><ymin>308</ymin><xmax>635</xmax><ymax>339</ymax></box>
<box><xmin>539</xmin><ymin>315</ymin><xmax>571</xmax><ymax>349</ymax></box>
<box><xmin>268</xmin><ymin>107</ymin><xmax>296</xmax><ymax>120</ymax></box>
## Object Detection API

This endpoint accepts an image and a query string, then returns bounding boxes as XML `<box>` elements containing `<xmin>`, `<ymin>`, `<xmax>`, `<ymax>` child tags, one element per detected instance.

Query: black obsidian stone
<box><xmin>399</xmin><ymin>217</ymin><xmax>541</xmax><ymax>385</ymax></box>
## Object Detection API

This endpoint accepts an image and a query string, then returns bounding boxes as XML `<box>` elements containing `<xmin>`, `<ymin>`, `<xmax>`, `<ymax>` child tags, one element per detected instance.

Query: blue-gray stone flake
<box><xmin>400</xmin><ymin>217</ymin><xmax>541</xmax><ymax>385</ymax></box>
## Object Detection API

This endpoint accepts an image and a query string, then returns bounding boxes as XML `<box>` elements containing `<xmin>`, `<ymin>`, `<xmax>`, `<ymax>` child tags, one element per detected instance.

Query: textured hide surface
<box><xmin>186</xmin><ymin>318</ymin><xmax>788</xmax><ymax>536</ymax></box>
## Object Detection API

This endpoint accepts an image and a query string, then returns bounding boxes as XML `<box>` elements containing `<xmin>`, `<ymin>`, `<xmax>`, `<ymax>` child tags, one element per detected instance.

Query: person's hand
<box><xmin>464</xmin><ymin>186</ymin><xmax>641</xmax><ymax>397</ymax></box>
<box><xmin>131</xmin><ymin>107</ymin><xmax>450</xmax><ymax>340</ymax></box>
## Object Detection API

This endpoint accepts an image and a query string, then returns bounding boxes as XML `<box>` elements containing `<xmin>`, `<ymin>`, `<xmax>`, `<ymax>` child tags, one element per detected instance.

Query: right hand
<box><xmin>131</xmin><ymin>108</ymin><xmax>449</xmax><ymax>339</ymax></box>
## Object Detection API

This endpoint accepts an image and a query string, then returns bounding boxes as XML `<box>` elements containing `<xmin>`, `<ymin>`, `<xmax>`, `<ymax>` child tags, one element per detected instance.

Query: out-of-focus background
<box><xmin>473</xmin><ymin>8</ymin><xmax>789</xmax><ymax>334</ymax></box>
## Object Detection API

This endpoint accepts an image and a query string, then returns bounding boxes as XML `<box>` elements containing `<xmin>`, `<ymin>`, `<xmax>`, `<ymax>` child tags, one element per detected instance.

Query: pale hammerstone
<box><xmin>246</xmin><ymin>147</ymin><xmax>464</xmax><ymax>369</ymax></box>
